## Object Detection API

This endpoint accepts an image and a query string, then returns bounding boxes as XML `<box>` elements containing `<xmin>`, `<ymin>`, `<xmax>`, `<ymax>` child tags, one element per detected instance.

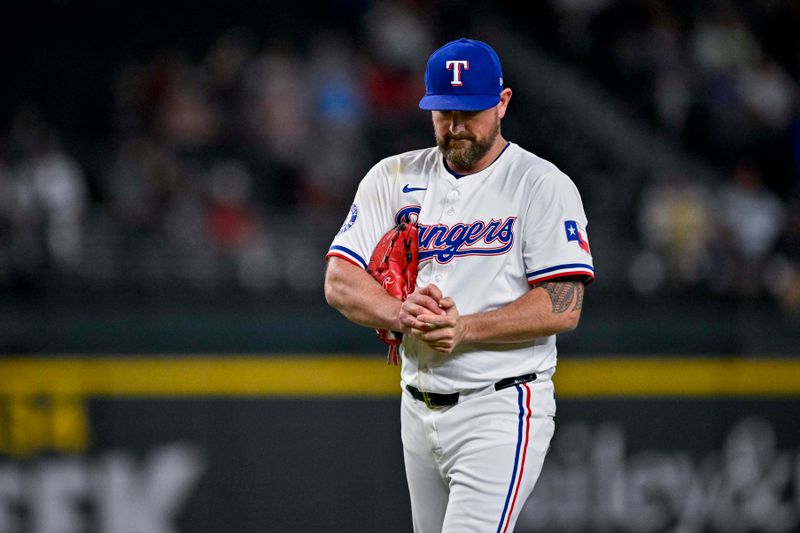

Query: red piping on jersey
<box><xmin>527</xmin><ymin>270</ymin><xmax>595</xmax><ymax>285</ymax></box>
<box><xmin>325</xmin><ymin>251</ymin><xmax>364</xmax><ymax>269</ymax></box>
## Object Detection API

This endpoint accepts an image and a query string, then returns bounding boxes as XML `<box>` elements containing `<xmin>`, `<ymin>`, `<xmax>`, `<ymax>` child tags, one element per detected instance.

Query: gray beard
<box><xmin>439</xmin><ymin>137</ymin><xmax>493</xmax><ymax>168</ymax></box>
<box><xmin>436</xmin><ymin>121</ymin><xmax>500</xmax><ymax>170</ymax></box>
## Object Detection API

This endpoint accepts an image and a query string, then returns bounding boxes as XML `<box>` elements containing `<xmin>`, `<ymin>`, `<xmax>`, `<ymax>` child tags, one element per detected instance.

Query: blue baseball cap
<box><xmin>419</xmin><ymin>38</ymin><xmax>504</xmax><ymax>111</ymax></box>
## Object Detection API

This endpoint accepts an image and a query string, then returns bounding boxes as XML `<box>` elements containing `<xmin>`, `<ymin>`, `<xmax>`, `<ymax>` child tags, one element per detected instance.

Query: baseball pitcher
<box><xmin>325</xmin><ymin>38</ymin><xmax>595</xmax><ymax>533</ymax></box>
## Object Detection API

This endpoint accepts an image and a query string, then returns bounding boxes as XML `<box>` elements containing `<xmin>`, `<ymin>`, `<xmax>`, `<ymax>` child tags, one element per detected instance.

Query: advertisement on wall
<box><xmin>1</xmin><ymin>357</ymin><xmax>798</xmax><ymax>533</ymax></box>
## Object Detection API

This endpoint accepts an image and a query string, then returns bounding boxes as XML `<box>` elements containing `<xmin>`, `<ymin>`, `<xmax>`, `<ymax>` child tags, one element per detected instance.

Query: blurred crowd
<box><xmin>539</xmin><ymin>0</ymin><xmax>800</xmax><ymax>313</ymax></box>
<box><xmin>0</xmin><ymin>0</ymin><xmax>436</xmax><ymax>293</ymax></box>
<box><xmin>1</xmin><ymin>0</ymin><xmax>799</xmax><ymax>314</ymax></box>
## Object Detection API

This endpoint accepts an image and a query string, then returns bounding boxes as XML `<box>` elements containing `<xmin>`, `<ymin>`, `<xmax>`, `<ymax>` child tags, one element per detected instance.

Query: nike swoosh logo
<box><xmin>403</xmin><ymin>185</ymin><xmax>427</xmax><ymax>193</ymax></box>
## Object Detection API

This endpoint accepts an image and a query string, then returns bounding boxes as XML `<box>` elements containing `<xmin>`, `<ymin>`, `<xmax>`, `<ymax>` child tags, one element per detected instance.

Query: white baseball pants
<box><xmin>400</xmin><ymin>377</ymin><xmax>556</xmax><ymax>533</ymax></box>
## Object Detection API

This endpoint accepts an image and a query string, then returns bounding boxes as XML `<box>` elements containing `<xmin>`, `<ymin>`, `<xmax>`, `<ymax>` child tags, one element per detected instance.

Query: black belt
<box><xmin>406</xmin><ymin>372</ymin><xmax>537</xmax><ymax>409</ymax></box>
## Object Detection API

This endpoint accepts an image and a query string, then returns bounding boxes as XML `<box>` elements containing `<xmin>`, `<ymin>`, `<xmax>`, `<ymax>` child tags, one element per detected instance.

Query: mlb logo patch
<box><xmin>564</xmin><ymin>220</ymin><xmax>591</xmax><ymax>254</ymax></box>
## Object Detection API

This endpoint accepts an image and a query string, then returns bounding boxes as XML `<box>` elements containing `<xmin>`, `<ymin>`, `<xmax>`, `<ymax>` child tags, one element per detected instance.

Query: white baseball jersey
<box><xmin>327</xmin><ymin>142</ymin><xmax>594</xmax><ymax>393</ymax></box>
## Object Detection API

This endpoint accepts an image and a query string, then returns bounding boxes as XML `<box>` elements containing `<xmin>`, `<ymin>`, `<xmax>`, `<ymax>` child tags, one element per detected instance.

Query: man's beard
<box><xmin>436</xmin><ymin>117</ymin><xmax>500</xmax><ymax>169</ymax></box>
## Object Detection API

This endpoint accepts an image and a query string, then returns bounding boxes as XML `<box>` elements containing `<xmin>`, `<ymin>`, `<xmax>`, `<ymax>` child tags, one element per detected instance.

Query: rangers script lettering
<box><xmin>395</xmin><ymin>206</ymin><xmax>516</xmax><ymax>263</ymax></box>
<box><xmin>419</xmin><ymin>217</ymin><xmax>515</xmax><ymax>263</ymax></box>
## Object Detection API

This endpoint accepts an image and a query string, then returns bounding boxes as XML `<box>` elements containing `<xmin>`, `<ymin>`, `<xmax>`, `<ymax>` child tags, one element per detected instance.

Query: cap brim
<box><xmin>419</xmin><ymin>94</ymin><xmax>500</xmax><ymax>111</ymax></box>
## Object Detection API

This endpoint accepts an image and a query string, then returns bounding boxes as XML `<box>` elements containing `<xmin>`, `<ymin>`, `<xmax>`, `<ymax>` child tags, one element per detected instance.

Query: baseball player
<box><xmin>325</xmin><ymin>38</ymin><xmax>594</xmax><ymax>532</ymax></box>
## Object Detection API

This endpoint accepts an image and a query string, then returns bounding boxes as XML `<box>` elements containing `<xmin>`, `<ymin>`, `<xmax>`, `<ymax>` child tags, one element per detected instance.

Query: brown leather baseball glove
<box><xmin>366</xmin><ymin>221</ymin><xmax>419</xmax><ymax>365</ymax></box>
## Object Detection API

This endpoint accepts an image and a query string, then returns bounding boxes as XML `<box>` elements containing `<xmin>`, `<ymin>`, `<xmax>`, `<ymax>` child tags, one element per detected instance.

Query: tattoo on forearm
<box><xmin>572</xmin><ymin>283</ymin><xmax>584</xmax><ymax>312</ymax></box>
<box><xmin>536</xmin><ymin>282</ymin><xmax>583</xmax><ymax>313</ymax></box>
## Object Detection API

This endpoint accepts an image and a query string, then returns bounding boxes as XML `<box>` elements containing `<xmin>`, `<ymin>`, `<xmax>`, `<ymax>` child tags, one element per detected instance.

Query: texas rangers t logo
<box><xmin>446</xmin><ymin>60</ymin><xmax>469</xmax><ymax>86</ymax></box>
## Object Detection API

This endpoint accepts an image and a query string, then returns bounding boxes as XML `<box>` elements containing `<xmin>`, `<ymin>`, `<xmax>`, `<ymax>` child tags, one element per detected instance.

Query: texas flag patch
<box><xmin>564</xmin><ymin>220</ymin><xmax>591</xmax><ymax>254</ymax></box>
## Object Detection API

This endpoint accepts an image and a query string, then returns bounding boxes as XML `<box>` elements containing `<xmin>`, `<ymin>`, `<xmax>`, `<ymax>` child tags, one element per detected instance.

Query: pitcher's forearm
<box><xmin>324</xmin><ymin>257</ymin><xmax>403</xmax><ymax>331</ymax></box>
<box><xmin>459</xmin><ymin>281</ymin><xmax>584</xmax><ymax>343</ymax></box>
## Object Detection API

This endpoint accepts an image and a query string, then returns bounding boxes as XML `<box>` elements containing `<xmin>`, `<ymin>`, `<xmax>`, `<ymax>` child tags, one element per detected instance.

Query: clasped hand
<box><xmin>399</xmin><ymin>284</ymin><xmax>465</xmax><ymax>354</ymax></box>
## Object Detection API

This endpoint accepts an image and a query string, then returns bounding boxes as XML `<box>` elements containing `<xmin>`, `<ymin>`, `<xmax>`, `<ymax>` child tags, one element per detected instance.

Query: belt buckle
<box><xmin>421</xmin><ymin>391</ymin><xmax>435</xmax><ymax>409</ymax></box>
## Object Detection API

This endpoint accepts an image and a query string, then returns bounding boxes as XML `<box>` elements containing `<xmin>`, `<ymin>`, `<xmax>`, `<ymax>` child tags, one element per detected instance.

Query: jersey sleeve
<box><xmin>522</xmin><ymin>170</ymin><xmax>595</xmax><ymax>285</ymax></box>
<box><xmin>326</xmin><ymin>160</ymin><xmax>396</xmax><ymax>269</ymax></box>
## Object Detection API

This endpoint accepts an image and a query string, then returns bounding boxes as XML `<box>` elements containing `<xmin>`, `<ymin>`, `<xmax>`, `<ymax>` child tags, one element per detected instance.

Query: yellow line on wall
<box><xmin>0</xmin><ymin>356</ymin><xmax>799</xmax><ymax>398</ymax></box>
<box><xmin>553</xmin><ymin>357</ymin><xmax>800</xmax><ymax>397</ymax></box>
<box><xmin>0</xmin><ymin>357</ymin><xmax>401</xmax><ymax>397</ymax></box>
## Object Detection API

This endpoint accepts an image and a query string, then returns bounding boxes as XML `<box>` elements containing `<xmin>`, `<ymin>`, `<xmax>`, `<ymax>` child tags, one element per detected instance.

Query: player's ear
<box><xmin>497</xmin><ymin>88</ymin><xmax>512</xmax><ymax>119</ymax></box>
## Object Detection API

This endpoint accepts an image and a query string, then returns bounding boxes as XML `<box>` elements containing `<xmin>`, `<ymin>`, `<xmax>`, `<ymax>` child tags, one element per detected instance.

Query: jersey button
<box><xmin>446</xmin><ymin>207</ymin><xmax>455</xmax><ymax>216</ymax></box>
<box><xmin>434</xmin><ymin>275</ymin><xmax>442</xmax><ymax>282</ymax></box>
<box><xmin>448</xmin><ymin>190</ymin><xmax>459</xmax><ymax>200</ymax></box>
